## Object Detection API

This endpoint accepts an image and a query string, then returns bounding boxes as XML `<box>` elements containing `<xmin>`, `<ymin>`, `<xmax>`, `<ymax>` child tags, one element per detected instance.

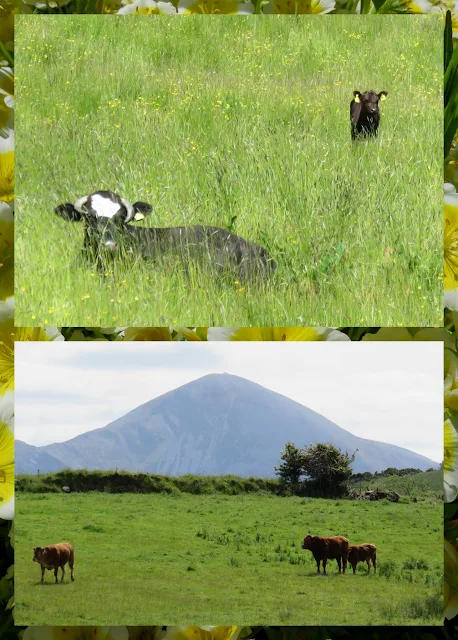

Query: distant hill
<box><xmin>16</xmin><ymin>373</ymin><xmax>439</xmax><ymax>476</ymax></box>
<box><xmin>15</xmin><ymin>440</ymin><xmax>68</xmax><ymax>474</ymax></box>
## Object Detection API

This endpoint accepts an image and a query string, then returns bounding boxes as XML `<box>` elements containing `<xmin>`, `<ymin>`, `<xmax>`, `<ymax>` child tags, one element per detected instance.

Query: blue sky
<box><xmin>15</xmin><ymin>341</ymin><xmax>443</xmax><ymax>463</ymax></box>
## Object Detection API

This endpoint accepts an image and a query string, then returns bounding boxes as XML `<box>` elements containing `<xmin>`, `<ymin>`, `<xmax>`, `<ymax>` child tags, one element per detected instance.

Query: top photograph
<box><xmin>15</xmin><ymin>15</ymin><xmax>442</xmax><ymax>327</ymax></box>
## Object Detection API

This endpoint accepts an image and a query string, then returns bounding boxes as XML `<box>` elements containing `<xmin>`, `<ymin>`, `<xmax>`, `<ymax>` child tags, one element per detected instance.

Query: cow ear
<box><xmin>132</xmin><ymin>202</ymin><xmax>152</xmax><ymax>222</ymax></box>
<box><xmin>353</xmin><ymin>91</ymin><xmax>361</xmax><ymax>103</ymax></box>
<box><xmin>54</xmin><ymin>204</ymin><xmax>82</xmax><ymax>222</ymax></box>
<box><xmin>378</xmin><ymin>91</ymin><xmax>388</xmax><ymax>101</ymax></box>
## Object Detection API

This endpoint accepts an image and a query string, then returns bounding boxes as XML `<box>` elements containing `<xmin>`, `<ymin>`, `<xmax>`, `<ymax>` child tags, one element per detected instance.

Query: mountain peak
<box><xmin>16</xmin><ymin>374</ymin><xmax>438</xmax><ymax>476</ymax></box>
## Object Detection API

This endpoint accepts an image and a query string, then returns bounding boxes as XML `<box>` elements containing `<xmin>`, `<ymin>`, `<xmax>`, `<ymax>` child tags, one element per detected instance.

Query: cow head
<box><xmin>353</xmin><ymin>90</ymin><xmax>388</xmax><ymax>114</ymax></box>
<box><xmin>54</xmin><ymin>191</ymin><xmax>153</xmax><ymax>252</ymax></box>
<box><xmin>33</xmin><ymin>547</ymin><xmax>43</xmax><ymax>562</ymax></box>
<box><xmin>301</xmin><ymin>535</ymin><xmax>315</xmax><ymax>550</ymax></box>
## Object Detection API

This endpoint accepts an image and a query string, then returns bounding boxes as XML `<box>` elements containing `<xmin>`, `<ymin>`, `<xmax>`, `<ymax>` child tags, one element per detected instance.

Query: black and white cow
<box><xmin>55</xmin><ymin>190</ymin><xmax>276</xmax><ymax>281</ymax></box>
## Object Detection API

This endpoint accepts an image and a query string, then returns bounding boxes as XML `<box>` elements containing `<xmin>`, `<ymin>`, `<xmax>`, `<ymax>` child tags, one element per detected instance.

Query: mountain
<box><xmin>15</xmin><ymin>440</ymin><xmax>69</xmax><ymax>474</ymax></box>
<box><xmin>16</xmin><ymin>373</ymin><xmax>438</xmax><ymax>476</ymax></box>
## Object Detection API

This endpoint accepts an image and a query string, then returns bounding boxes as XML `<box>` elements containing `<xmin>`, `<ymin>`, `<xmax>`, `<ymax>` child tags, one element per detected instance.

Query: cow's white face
<box><xmin>74</xmin><ymin>191</ymin><xmax>137</xmax><ymax>251</ymax></box>
<box><xmin>55</xmin><ymin>191</ymin><xmax>153</xmax><ymax>252</ymax></box>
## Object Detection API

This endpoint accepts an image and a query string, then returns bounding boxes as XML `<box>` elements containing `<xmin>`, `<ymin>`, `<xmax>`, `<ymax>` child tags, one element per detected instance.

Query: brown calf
<box><xmin>348</xmin><ymin>543</ymin><xmax>377</xmax><ymax>574</ymax></box>
<box><xmin>33</xmin><ymin>542</ymin><xmax>75</xmax><ymax>584</ymax></box>
<box><xmin>301</xmin><ymin>535</ymin><xmax>349</xmax><ymax>574</ymax></box>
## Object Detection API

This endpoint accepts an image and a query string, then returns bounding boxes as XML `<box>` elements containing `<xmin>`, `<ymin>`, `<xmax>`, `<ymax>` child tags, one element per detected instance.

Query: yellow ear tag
<box><xmin>380</xmin><ymin>94</ymin><xmax>387</xmax><ymax>101</ymax></box>
<box><xmin>134</xmin><ymin>212</ymin><xmax>145</xmax><ymax>221</ymax></box>
<box><xmin>354</xmin><ymin>96</ymin><xmax>360</xmax><ymax>103</ymax></box>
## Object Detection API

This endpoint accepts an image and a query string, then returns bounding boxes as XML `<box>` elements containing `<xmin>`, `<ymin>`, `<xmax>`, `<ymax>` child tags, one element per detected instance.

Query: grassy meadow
<box><xmin>15</xmin><ymin>492</ymin><xmax>443</xmax><ymax>626</ymax></box>
<box><xmin>15</xmin><ymin>16</ymin><xmax>442</xmax><ymax>326</ymax></box>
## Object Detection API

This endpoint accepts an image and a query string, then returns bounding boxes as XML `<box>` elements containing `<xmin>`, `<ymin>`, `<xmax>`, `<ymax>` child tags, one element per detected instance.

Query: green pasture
<box><xmin>15</xmin><ymin>15</ymin><xmax>442</xmax><ymax>326</ymax></box>
<box><xmin>15</xmin><ymin>492</ymin><xmax>443</xmax><ymax>626</ymax></box>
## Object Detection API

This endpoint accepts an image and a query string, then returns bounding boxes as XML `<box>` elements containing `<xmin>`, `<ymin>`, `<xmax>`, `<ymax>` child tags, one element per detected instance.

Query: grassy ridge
<box><xmin>15</xmin><ymin>15</ymin><xmax>442</xmax><ymax>326</ymax></box>
<box><xmin>15</xmin><ymin>469</ymin><xmax>442</xmax><ymax>501</ymax></box>
<box><xmin>15</xmin><ymin>492</ymin><xmax>443</xmax><ymax>626</ymax></box>
<box><xmin>15</xmin><ymin>471</ymin><xmax>282</xmax><ymax>496</ymax></box>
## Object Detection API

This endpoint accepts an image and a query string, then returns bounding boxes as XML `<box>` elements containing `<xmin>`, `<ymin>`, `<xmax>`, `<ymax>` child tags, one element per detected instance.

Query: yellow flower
<box><xmin>0</xmin><ymin>321</ymin><xmax>63</xmax><ymax>395</ymax></box>
<box><xmin>178</xmin><ymin>0</ymin><xmax>253</xmax><ymax>12</ymax></box>
<box><xmin>22</xmin><ymin>628</ymin><xmax>129</xmax><ymax>640</ymax></box>
<box><xmin>123</xmin><ymin>328</ymin><xmax>172</xmax><ymax>341</ymax></box>
<box><xmin>445</xmin><ymin>539</ymin><xmax>458</xmax><ymax>619</ymax></box>
<box><xmin>445</xmin><ymin>418</ymin><xmax>458</xmax><ymax>503</ymax></box>
<box><xmin>208</xmin><ymin>327</ymin><xmax>350</xmax><ymax>341</ymax></box>
<box><xmin>0</xmin><ymin>391</ymin><xmax>13</xmax><ymax>519</ymax></box>
<box><xmin>445</xmin><ymin>185</ymin><xmax>458</xmax><ymax>310</ymax></box>
<box><xmin>173</xmin><ymin>327</ymin><xmax>204</xmax><ymax>341</ymax></box>
<box><xmin>0</xmin><ymin>131</ymin><xmax>13</xmax><ymax>203</ymax></box>
<box><xmin>262</xmin><ymin>0</ymin><xmax>334</xmax><ymax>13</ymax></box>
<box><xmin>445</xmin><ymin>353</ymin><xmax>458</xmax><ymax>412</ymax></box>
<box><xmin>163</xmin><ymin>628</ymin><xmax>242</xmax><ymax>640</ymax></box>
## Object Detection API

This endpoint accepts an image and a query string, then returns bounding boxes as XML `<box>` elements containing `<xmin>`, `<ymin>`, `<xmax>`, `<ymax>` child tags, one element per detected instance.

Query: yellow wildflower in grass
<box><xmin>178</xmin><ymin>0</ymin><xmax>253</xmax><ymax>13</ymax></box>
<box><xmin>445</xmin><ymin>539</ymin><xmax>458</xmax><ymax>619</ymax></box>
<box><xmin>22</xmin><ymin>628</ymin><xmax>129</xmax><ymax>640</ymax></box>
<box><xmin>262</xmin><ymin>0</ymin><xmax>334</xmax><ymax>13</ymax></box>
<box><xmin>123</xmin><ymin>327</ymin><xmax>172</xmax><ymax>340</ymax></box>
<box><xmin>445</xmin><ymin>418</ymin><xmax>458</xmax><ymax>503</ymax></box>
<box><xmin>163</xmin><ymin>628</ymin><xmax>242</xmax><ymax>640</ymax></box>
<box><xmin>118</xmin><ymin>0</ymin><xmax>177</xmax><ymax>12</ymax></box>
<box><xmin>0</xmin><ymin>321</ymin><xmax>63</xmax><ymax>396</ymax></box>
<box><xmin>445</xmin><ymin>184</ymin><xmax>458</xmax><ymax>310</ymax></box>
<box><xmin>207</xmin><ymin>327</ymin><xmax>350</xmax><ymax>341</ymax></box>
<box><xmin>0</xmin><ymin>390</ymin><xmax>13</xmax><ymax>519</ymax></box>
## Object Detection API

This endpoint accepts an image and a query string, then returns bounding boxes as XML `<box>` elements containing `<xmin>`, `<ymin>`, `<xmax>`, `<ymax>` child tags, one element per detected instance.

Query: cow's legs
<box><xmin>316</xmin><ymin>558</ymin><xmax>320</xmax><ymax>574</ymax></box>
<box><xmin>342</xmin><ymin>556</ymin><xmax>347</xmax><ymax>574</ymax></box>
<box><xmin>69</xmin><ymin>560</ymin><xmax>75</xmax><ymax>581</ymax></box>
<box><xmin>41</xmin><ymin>566</ymin><xmax>46</xmax><ymax>584</ymax></box>
<box><xmin>373</xmin><ymin>555</ymin><xmax>377</xmax><ymax>573</ymax></box>
<box><xmin>336</xmin><ymin>557</ymin><xmax>342</xmax><ymax>574</ymax></box>
<box><xmin>352</xmin><ymin>564</ymin><xmax>356</xmax><ymax>574</ymax></box>
<box><xmin>54</xmin><ymin>567</ymin><xmax>59</xmax><ymax>583</ymax></box>
<box><xmin>60</xmin><ymin>565</ymin><xmax>65</xmax><ymax>582</ymax></box>
<box><xmin>366</xmin><ymin>560</ymin><xmax>371</xmax><ymax>573</ymax></box>
<box><xmin>322</xmin><ymin>558</ymin><xmax>327</xmax><ymax>575</ymax></box>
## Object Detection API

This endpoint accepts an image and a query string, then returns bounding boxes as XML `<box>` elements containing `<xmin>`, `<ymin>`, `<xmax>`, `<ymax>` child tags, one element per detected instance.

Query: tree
<box><xmin>275</xmin><ymin>442</ymin><xmax>307</xmax><ymax>485</ymax></box>
<box><xmin>302</xmin><ymin>443</ymin><xmax>356</xmax><ymax>497</ymax></box>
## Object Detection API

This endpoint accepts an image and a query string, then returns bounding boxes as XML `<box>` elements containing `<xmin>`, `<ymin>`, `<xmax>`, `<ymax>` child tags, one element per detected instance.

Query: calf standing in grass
<box><xmin>350</xmin><ymin>90</ymin><xmax>388</xmax><ymax>140</ymax></box>
<box><xmin>55</xmin><ymin>191</ymin><xmax>276</xmax><ymax>283</ymax></box>
<box><xmin>348</xmin><ymin>543</ymin><xmax>377</xmax><ymax>574</ymax></box>
<box><xmin>301</xmin><ymin>534</ymin><xmax>349</xmax><ymax>574</ymax></box>
<box><xmin>33</xmin><ymin>542</ymin><xmax>75</xmax><ymax>584</ymax></box>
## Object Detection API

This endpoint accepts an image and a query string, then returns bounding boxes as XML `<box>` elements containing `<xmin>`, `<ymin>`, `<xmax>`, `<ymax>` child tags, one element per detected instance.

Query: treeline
<box><xmin>350</xmin><ymin>467</ymin><xmax>437</xmax><ymax>483</ymax></box>
<box><xmin>16</xmin><ymin>470</ymin><xmax>284</xmax><ymax>496</ymax></box>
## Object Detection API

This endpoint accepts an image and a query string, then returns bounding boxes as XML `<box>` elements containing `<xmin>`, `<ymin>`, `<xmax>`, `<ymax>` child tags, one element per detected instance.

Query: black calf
<box><xmin>350</xmin><ymin>90</ymin><xmax>388</xmax><ymax>140</ymax></box>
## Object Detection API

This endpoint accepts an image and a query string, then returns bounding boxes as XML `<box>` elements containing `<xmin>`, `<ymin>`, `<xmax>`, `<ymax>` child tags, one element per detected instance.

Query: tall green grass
<box><xmin>15</xmin><ymin>15</ymin><xmax>442</xmax><ymax>326</ymax></box>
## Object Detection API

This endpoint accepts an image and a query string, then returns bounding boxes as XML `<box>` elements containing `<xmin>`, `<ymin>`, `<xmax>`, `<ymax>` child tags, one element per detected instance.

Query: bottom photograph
<box><xmin>13</xmin><ymin>340</ymin><xmax>443</xmax><ymax>626</ymax></box>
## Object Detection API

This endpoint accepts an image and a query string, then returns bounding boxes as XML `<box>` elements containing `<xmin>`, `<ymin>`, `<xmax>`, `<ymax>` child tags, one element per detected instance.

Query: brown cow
<box><xmin>348</xmin><ymin>543</ymin><xmax>377</xmax><ymax>574</ymax></box>
<box><xmin>33</xmin><ymin>542</ymin><xmax>75</xmax><ymax>584</ymax></box>
<box><xmin>301</xmin><ymin>535</ymin><xmax>349</xmax><ymax>574</ymax></box>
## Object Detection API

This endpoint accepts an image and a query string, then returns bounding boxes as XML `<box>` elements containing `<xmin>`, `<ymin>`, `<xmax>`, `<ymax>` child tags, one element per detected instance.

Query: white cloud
<box><xmin>14</xmin><ymin>341</ymin><xmax>443</xmax><ymax>462</ymax></box>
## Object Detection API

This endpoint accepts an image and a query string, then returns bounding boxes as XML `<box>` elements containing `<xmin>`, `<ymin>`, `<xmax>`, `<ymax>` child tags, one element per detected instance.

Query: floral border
<box><xmin>1</xmin><ymin>3</ymin><xmax>457</xmax><ymax>638</ymax></box>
